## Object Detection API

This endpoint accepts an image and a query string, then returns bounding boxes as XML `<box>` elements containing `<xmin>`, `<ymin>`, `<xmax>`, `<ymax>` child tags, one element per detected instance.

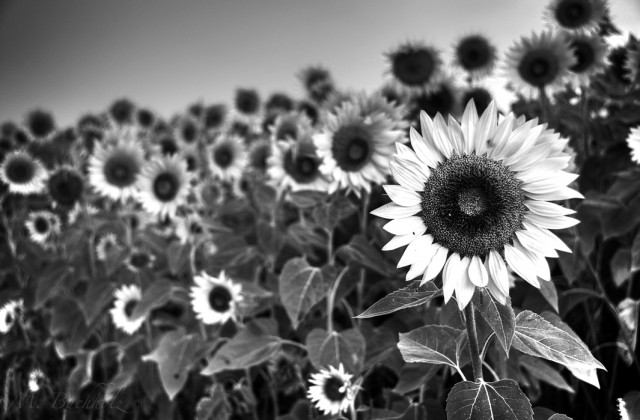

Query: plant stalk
<box><xmin>463</xmin><ymin>302</ymin><xmax>484</xmax><ymax>382</ymax></box>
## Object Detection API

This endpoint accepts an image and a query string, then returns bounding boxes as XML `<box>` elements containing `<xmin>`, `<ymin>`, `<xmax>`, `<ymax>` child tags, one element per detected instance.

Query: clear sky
<box><xmin>1</xmin><ymin>0</ymin><xmax>639</xmax><ymax>126</ymax></box>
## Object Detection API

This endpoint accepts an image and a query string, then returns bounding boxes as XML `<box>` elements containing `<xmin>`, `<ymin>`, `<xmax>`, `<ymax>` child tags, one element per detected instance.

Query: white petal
<box><xmin>421</xmin><ymin>245</ymin><xmax>448</xmax><ymax>284</ymax></box>
<box><xmin>389</xmin><ymin>157</ymin><xmax>428</xmax><ymax>191</ymax></box>
<box><xmin>524</xmin><ymin>213</ymin><xmax>580</xmax><ymax>230</ymax></box>
<box><xmin>507</xmin><ymin>143</ymin><xmax>553</xmax><ymax>172</ymax></box>
<box><xmin>525</xmin><ymin>200</ymin><xmax>575</xmax><ymax>217</ymax></box>
<box><xmin>397</xmin><ymin>234</ymin><xmax>433</xmax><ymax>268</ymax></box>
<box><xmin>383</xmin><ymin>216</ymin><xmax>425</xmax><ymax>236</ymax></box>
<box><xmin>515</xmin><ymin>229</ymin><xmax>559</xmax><ymax>258</ymax></box>
<box><xmin>473</xmin><ymin>101</ymin><xmax>497</xmax><ymax>156</ymax></box>
<box><xmin>442</xmin><ymin>253</ymin><xmax>462</xmax><ymax>303</ymax></box>
<box><xmin>468</xmin><ymin>255</ymin><xmax>489</xmax><ymax>287</ymax></box>
<box><xmin>412</xmin><ymin>122</ymin><xmax>441</xmax><ymax>168</ymax></box>
<box><xmin>487</xmin><ymin>280</ymin><xmax>508</xmax><ymax>305</ymax></box>
<box><xmin>504</xmin><ymin>243</ymin><xmax>540</xmax><ymax>288</ymax></box>
<box><xmin>406</xmin><ymin>238</ymin><xmax>440</xmax><ymax>280</ymax></box>
<box><xmin>461</xmin><ymin>100</ymin><xmax>478</xmax><ymax>154</ymax></box>
<box><xmin>524</xmin><ymin>186</ymin><xmax>584</xmax><ymax>201</ymax></box>
<box><xmin>382</xmin><ymin>228</ymin><xmax>425</xmax><ymax>251</ymax></box>
<box><xmin>528</xmin><ymin>250</ymin><xmax>551</xmax><ymax>281</ymax></box>
<box><xmin>502</xmin><ymin>124</ymin><xmax>545</xmax><ymax>167</ymax></box>
<box><xmin>456</xmin><ymin>268</ymin><xmax>476</xmax><ymax>310</ymax></box>
<box><xmin>522</xmin><ymin>221</ymin><xmax>572</xmax><ymax>253</ymax></box>
<box><xmin>447</xmin><ymin>115</ymin><xmax>464</xmax><ymax>155</ymax></box>
<box><xmin>488</xmin><ymin>113</ymin><xmax>515</xmax><ymax>159</ymax></box>
<box><xmin>520</xmin><ymin>172</ymin><xmax>579</xmax><ymax>194</ymax></box>
<box><xmin>383</xmin><ymin>185</ymin><xmax>421</xmax><ymax>206</ymax></box>
<box><xmin>395</xmin><ymin>142</ymin><xmax>419</xmax><ymax>161</ymax></box>
<box><xmin>513</xmin><ymin>157</ymin><xmax>571</xmax><ymax>182</ymax></box>
<box><xmin>432</xmin><ymin>114</ymin><xmax>453</xmax><ymax>159</ymax></box>
<box><xmin>370</xmin><ymin>202</ymin><xmax>421</xmax><ymax>219</ymax></box>
<box><xmin>486</xmin><ymin>249</ymin><xmax>510</xmax><ymax>296</ymax></box>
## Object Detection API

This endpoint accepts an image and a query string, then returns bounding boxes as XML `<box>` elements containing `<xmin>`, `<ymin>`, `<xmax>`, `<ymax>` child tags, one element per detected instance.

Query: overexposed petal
<box><xmin>504</xmin><ymin>243</ymin><xmax>540</xmax><ymax>288</ymax></box>
<box><xmin>442</xmin><ymin>253</ymin><xmax>462</xmax><ymax>303</ymax></box>
<box><xmin>524</xmin><ymin>213</ymin><xmax>580</xmax><ymax>230</ymax></box>
<box><xmin>371</xmin><ymin>202</ymin><xmax>421</xmax><ymax>219</ymax></box>
<box><xmin>383</xmin><ymin>216</ymin><xmax>425</xmax><ymax>236</ymax></box>
<box><xmin>383</xmin><ymin>185</ymin><xmax>421</xmax><ymax>207</ymax></box>
<box><xmin>486</xmin><ymin>249</ymin><xmax>510</xmax><ymax>296</ymax></box>
<box><xmin>468</xmin><ymin>255</ymin><xmax>489</xmax><ymax>287</ymax></box>
<box><xmin>421</xmin><ymin>245</ymin><xmax>448</xmax><ymax>284</ymax></box>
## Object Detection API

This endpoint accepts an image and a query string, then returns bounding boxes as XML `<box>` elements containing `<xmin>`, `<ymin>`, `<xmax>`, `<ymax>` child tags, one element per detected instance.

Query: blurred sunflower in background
<box><xmin>47</xmin><ymin>165</ymin><xmax>85</xmax><ymax>208</ymax></box>
<box><xmin>269</xmin><ymin>138</ymin><xmax>327</xmax><ymax>192</ymax></box>
<box><xmin>208</xmin><ymin>135</ymin><xmax>247</xmax><ymax>181</ymax></box>
<box><xmin>453</xmin><ymin>34</ymin><xmax>498</xmax><ymax>80</ymax></box>
<box><xmin>386</xmin><ymin>41</ymin><xmax>443</xmax><ymax>95</ymax></box>
<box><xmin>563</xmin><ymin>31</ymin><xmax>608</xmax><ymax>86</ymax></box>
<box><xmin>372</xmin><ymin>101</ymin><xmax>581</xmax><ymax>309</ymax></box>
<box><xmin>25</xmin><ymin>210</ymin><xmax>60</xmax><ymax>246</ymax></box>
<box><xmin>545</xmin><ymin>0</ymin><xmax>606</xmax><ymax>34</ymax></box>
<box><xmin>137</xmin><ymin>155</ymin><xmax>190</xmax><ymax>219</ymax></box>
<box><xmin>190</xmin><ymin>271</ymin><xmax>243</xmax><ymax>325</ymax></box>
<box><xmin>0</xmin><ymin>150</ymin><xmax>48</xmax><ymax>195</ymax></box>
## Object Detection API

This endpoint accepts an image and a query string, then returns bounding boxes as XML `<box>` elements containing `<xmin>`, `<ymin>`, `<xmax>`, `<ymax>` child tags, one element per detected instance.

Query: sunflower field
<box><xmin>1</xmin><ymin>0</ymin><xmax>640</xmax><ymax>419</ymax></box>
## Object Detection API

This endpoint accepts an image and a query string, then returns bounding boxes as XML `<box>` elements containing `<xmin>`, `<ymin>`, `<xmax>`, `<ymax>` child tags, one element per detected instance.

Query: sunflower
<box><xmin>95</xmin><ymin>233</ymin><xmax>120</xmax><ymax>262</ymax></box>
<box><xmin>25</xmin><ymin>210</ymin><xmax>60</xmax><ymax>246</ymax></box>
<box><xmin>125</xmin><ymin>247</ymin><xmax>156</xmax><ymax>272</ymax></box>
<box><xmin>109</xmin><ymin>98</ymin><xmax>136</xmax><ymax>125</ymax></box>
<box><xmin>0</xmin><ymin>299</ymin><xmax>23</xmax><ymax>334</ymax></box>
<box><xmin>298</xmin><ymin>65</ymin><xmax>335</xmax><ymax>103</ymax></box>
<box><xmin>248</xmin><ymin>139</ymin><xmax>272</xmax><ymax>175</ymax></box>
<box><xmin>545</xmin><ymin>0</ymin><xmax>606</xmax><ymax>33</ymax></box>
<box><xmin>203</xmin><ymin>104</ymin><xmax>228</xmax><ymax>132</ymax></box>
<box><xmin>109</xmin><ymin>284</ymin><xmax>145</xmax><ymax>335</ymax></box>
<box><xmin>174</xmin><ymin>116</ymin><xmax>201</xmax><ymax>148</ymax></box>
<box><xmin>357</xmin><ymin>92</ymin><xmax>409</xmax><ymax>132</ymax></box>
<box><xmin>137</xmin><ymin>156</ymin><xmax>190</xmax><ymax>218</ymax></box>
<box><xmin>385</xmin><ymin>41</ymin><xmax>443</xmax><ymax>95</ymax></box>
<box><xmin>461</xmin><ymin>86</ymin><xmax>494</xmax><ymax>115</ymax></box>
<box><xmin>88</xmin><ymin>130</ymin><xmax>144</xmax><ymax>202</ymax></box>
<box><xmin>28</xmin><ymin>369</ymin><xmax>46</xmax><ymax>393</ymax></box>
<box><xmin>0</xmin><ymin>150</ymin><xmax>48</xmax><ymax>195</ymax></box>
<box><xmin>235</xmin><ymin>88</ymin><xmax>261</xmax><ymax>116</ymax></box>
<box><xmin>265</xmin><ymin>93</ymin><xmax>295</xmax><ymax>115</ymax></box>
<box><xmin>627</xmin><ymin>127</ymin><xmax>640</xmax><ymax>164</ymax></box>
<box><xmin>453</xmin><ymin>34</ymin><xmax>498</xmax><ymax>79</ymax></box>
<box><xmin>371</xmin><ymin>101</ymin><xmax>581</xmax><ymax>309</ymax></box>
<box><xmin>190</xmin><ymin>271</ymin><xmax>243</xmax><ymax>325</ymax></box>
<box><xmin>409</xmin><ymin>78</ymin><xmax>459</xmax><ymax>119</ymax></box>
<box><xmin>269</xmin><ymin>139</ymin><xmax>328</xmax><ymax>192</ymax></box>
<box><xmin>271</xmin><ymin>111</ymin><xmax>313</xmax><ymax>142</ymax></box>
<box><xmin>208</xmin><ymin>135</ymin><xmax>247</xmax><ymax>181</ymax></box>
<box><xmin>25</xmin><ymin>109</ymin><xmax>56</xmax><ymax>139</ymax></box>
<box><xmin>308</xmin><ymin>364</ymin><xmax>356</xmax><ymax>416</ymax></box>
<box><xmin>314</xmin><ymin>102</ymin><xmax>403</xmax><ymax>194</ymax></box>
<box><xmin>47</xmin><ymin>166</ymin><xmax>84</xmax><ymax>207</ymax></box>
<box><xmin>505</xmin><ymin>31</ymin><xmax>576</xmax><ymax>97</ymax></box>
<box><xmin>563</xmin><ymin>32</ymin><xmax>608</xmax><ymax>86</ymax></box>
<box><xmin>154</xmin><ymin>135</ymin><xmax>180</xmax><ymax>156</ymax></box>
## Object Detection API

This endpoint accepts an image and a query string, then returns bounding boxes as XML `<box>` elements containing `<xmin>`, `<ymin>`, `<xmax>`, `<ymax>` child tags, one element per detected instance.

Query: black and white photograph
<box><xmin>1</xmin><ymin>0</ymin><xmax>640</xmax><ymax>419</ymax></box>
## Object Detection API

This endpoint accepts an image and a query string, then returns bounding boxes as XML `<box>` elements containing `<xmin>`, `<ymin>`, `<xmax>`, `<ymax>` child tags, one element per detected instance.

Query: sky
<box><xmin>1</xmin><ymin>0</ymin><xmax>639</xmax><ymax>126</ymax></box>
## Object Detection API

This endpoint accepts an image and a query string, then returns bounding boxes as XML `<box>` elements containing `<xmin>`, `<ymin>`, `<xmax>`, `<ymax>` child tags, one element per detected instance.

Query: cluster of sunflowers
<box><xmin>1</xmin><ymin>0</ymin><xmax>640</xmax><ymax>419</ymax></box>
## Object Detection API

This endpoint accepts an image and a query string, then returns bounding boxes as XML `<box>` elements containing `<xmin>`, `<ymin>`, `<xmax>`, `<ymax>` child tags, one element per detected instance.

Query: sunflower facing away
<box><xmin>308</xmin><ymin>363</ymin><xmax>357</xmax><ymax>416</ymax></box>
<box><xmin>190</xmin><ymin>271</ymin><xmax>243</xmax><ymax>325</ymax></box>
<box><xmin>314</xmin><ymin>102</ymin><xmax>404</xmax><ymax>194</ymax></box>
<box><xmin>110</xmin><ymin>284</ymin><xmax>146</xmax><ymax>335</ymax></box>
<box><xmin>386</xmin><ymin>41</ymin><xmax>444</xmax><ymax>95</ymax></box>
<box><xmin>371</xmin><ymin>101</ymin><xmax>582</xmax><ymax>309</ymax></box>
<box><xmin>563</xmin><ymin>31</ymin><xmax>608</xmax><ymax>86</ymax></box>
<box><xmin>453</xmin><ymin>34</ymin><xmax>498</xmax><ymax>79</ymax></box>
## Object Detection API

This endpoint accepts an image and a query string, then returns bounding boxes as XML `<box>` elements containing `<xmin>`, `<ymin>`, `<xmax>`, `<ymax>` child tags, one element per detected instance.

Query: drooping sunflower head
<box><xmin>271</xmin><ymin>111</ymin><xmax>313</xmax><ymax>142</ymax></box>
<box><xmin>385</xmin><ymin>41</ymin><xmax>443</xmax><ymax>94</ymax></box>
<box><xmin>47</xmin><ymin>166</ymin><xmax>84</xmax><ymax>208</ymax></box>
<box><xmin>545</xmin><ymin>0</ymin><xmax>606</xmax><ymax>33</ymax></box>
<box><xmin>190</xmin><ymin>271</ymin><xmax>243</xmax><ymax>325</ymax></box>
<box><xmin>563</xmin><ymin>31</ymin><xmax>608</xmax><ymax>86</ymax></box>
<box><xmin>110</xmin><ymin>284</ymin><xmax>145</xmax><ymax>335</ymax></box>
<box><xmin>137</xmin><ymin>155</ymin><xmax>190</xmax><ymax>219</ymax></box>
<box><xmin>269</xmin><ymin>138</ymin><xmax>327</xmax><ymax>192</ymax></box>
<box><xmin>25</xmin><ymin>109</ymin><xmax>56</xmax><ymax>139</ymax></box>
<box><xmin>88</xmin><ymin>130</ymin><xmax>144</xmax><ymax>202</ymax></box>
<box><xmin>308</xmin><ymin>363</ymin><xmax>356</xmax><ymax>416</ymax></box>
<box><xmin>0</xmin><ymin>150</ymin><xmax>48</xmax><ymax>195</ymax></box>
<box><xmin>298</xmin><ymin>65</ymin><xmax>335</xmax><ymax>103</ymax></box>
<box><xmin>372</xmin><ymin>100</ymin><xmax>582</xmax><ymax>310</ymax></box>
<box><xmin>314</xmin><ymin>102</ymin><xmax>403</xmax><ymax>194</ymax></box>
<box><xmin>453</xmin><ymin>34</ymin><xmax>497</xmax><ymax>79</ymax></box>
<box><xmin>208</xmin><ymin>135</ymin><xmax>248</xmax><ymax>181</ymax></box>
<box><xmin>505</xmin><ymin>31</ymin><xmax>576</xmax><ymax>96</ymax></box>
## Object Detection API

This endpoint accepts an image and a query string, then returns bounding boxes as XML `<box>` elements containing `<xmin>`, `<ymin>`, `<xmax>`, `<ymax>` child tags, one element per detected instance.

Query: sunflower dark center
<box><xmin>153</xmin><ymin>172</ymin><xmax>180</xmax><ymax>202</ymax></box>
<box><xmin>181</xmin><ymin>123</ymin><xmax>197</xmax><ymax>143</ymax></box>
<box><xmin>518</xmin><ymin>50</ymin><xmax>560</xmax><ymax>87</ymax></box>
<box><xmin>458</xmin><ymin>37</ymin><xmax>492</xmax><ymax>70</ymax></box>
<box><xmin>48</xmin><ymin>169</ymin><xmax>84</xmax><ymax>206</ymax></box>
<box><xmin>570</xmin><ymin>40</ymin><xmax>595</xmax><ymax>73</ymax></box>
<box><xmin>208</xmin><ymin>285</ymin><xmax>232</xmax><ymax>312</ymax></box>
<box><xmin>124</xmin><ymin>300</ymin><xmax>138</xmax><ymax>318</ymax></box>
<box><xmin>34</xmin><ymin>216</ymin><xmax>50</xmax><ymax>233</ymax></box>
<box><xmin>6</xmin><ymin>156</ymin><xmax>36</xmax><ymax>184</ymax></box>
<box><xmin>331</xmin><ymin>125</ymin><xmax>372</xmax><ymax>171</ymax></box>
<box><xmin>420</xmin><ymin>154</ymin><xmax>526</xmax><ymax>258</ymax></box>
<box><xmin>283</xmin><ymin>149</ymin><xmax>319</xmax><ymax>183</ymax></box>
<box><xmin>276</xmin><ymin>122</ymin><xmax>298</xmax><ymax>141</ymax></box>
<box><xmin>160</xmin><ymin>138</ymin><xmax>178</xmax><ymax>155</ymax></box>
<box><xmin>103</xmin><ymin>153</ymin><xmax>139</xmax><ymax>187</ymax></box>
<box><xmin>213</xmin><ymin>146</ymin><xmax>233</xmax><ymax>168</ymax></box>
<box><xmin>392</xmin><ymin>50</ymin><xmax>436</xmax><ymax>86</ymax></box>
<box><xmin>323</xmin><ymin>376</ymin><xmax>347</xmax><ymax>402</ymax></box>
<box><xmin>129</xmin><ymin>252</ymin><xmax>151</xmax><ymax>268</ymax></box>
<box><xmin>555</xmin><ymin>0</ymin><xmax>591</xmax><ymax>28</ymax></box>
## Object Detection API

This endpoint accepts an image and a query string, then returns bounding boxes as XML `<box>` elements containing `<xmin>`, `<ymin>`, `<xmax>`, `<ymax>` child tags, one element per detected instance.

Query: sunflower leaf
<box><xmin>519</xmin><ymin>355</ymin><xmax>574</xmax><ymax>394</ymax></box>
<box><xmin>472</xmin><ymin>288</ymin><xmax>515</xmax><ymax>353</ymax></box>
<box><xmin>196</xmin><ymin>384</ymin><xmax>231</xmax><ymax>420</ymax></box>
<box><xmin>337</xmin><ymin>234</ymin><xmax>393</xmax><ymax>276</ymax></box>
<box><xmin>512</xmin><ymin>310</ymin><xmax>605</xmax><ymax>371</ymax></box>
<box><xmin>131</xmin><ymin>279</ymin><xmax>177</xmax><ymax>320</ymax></box>
<box><xmin>306</xmin><ymin>328</ymin><xmax>366</xmax><ymax>374</ymax></box>
<box><xmin>312</xmin><ymin>194</ymin><xmax>357</xmax><ymax>231</ymax></box>
<box><xmin>356</xmin><ymin>281</ymin><xmax>440</xmax><ymax>318</ymax></box>
<box><xmin>279</xmin><ymin>257</ymin><xmax>329</xmax><ymax>330</ymax></box>
<box><xmin>446</xmin><ymin>379</ymin><xmax>533</xmax><ymax>420</ymax></box>
<box><xmin>397</xmin><ymin>325</ymin><xmax>463</xmax><ymax>369</ymax></box>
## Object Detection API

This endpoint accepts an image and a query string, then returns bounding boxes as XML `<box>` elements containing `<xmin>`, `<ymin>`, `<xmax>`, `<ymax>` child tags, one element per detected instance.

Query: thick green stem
<box><xmin>464</xmin><ymin>303</ymin><xmax>484</xmax><ymax>382</ymax></box>
<box><xmin>538</xmin><ymin>87</ymin><xmax>550</xmax><ymax>124</ymax></box>
<box><xmin>356</xmin><ymin>190</ymin><xmax>370</xmax><ymax>319</ymax></box>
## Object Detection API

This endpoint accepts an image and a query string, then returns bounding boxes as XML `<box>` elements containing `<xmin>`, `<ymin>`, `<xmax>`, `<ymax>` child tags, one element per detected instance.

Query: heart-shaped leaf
<box><xmin>397</xmin><ymin>325</ymin><xmax>463</xmax><ymax>369</ymax></box>
<box><xmin>131</xmin><ymin>279</ymin><xmax>178</xmax><ymax>319</ymax></box>
<box><xmin>446</xmin><ymin>379</ymin><xmax>533</xmax><ymax>420</ymax></box>
<box><xmin>519</xmin><ymin>355</ymin><xmax>574</xmax><ymax>394</ymax></box>
<box><xmin>356</xmin><ymin>281</ymin><xmax>440</xmax><ymax>318</ymax></box>
<box><xmin>337</xmin><ymin>234</ymin><xmax>392</xmax><ymax>276</ymax></box>
<box><xmin>306</xmin><ymin>328</ymin><xmax>366</xmax><ymax>374</ymax></box>
<box><xmin>279</xmin><ymin>258</ymin><xmax>329</xmax><ymax>329</ymax></box>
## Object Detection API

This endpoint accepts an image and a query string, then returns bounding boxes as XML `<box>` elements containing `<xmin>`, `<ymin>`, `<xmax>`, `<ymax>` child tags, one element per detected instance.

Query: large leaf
<box><xmin>512</xmin><ymin>311</ymin><xmax>605</xmax><ymax>371</ymax></box>
<box><xmin>397</xmin><ymin>325</ymin><xmax>463</xmax><ymax>369</ymax></box>
<box><xmin>446</xmin><ymin>379</ymin><xmax>533</xmax><ymax>420</ymax></box>
<box><xmin>473</xmin><ymin>288</ymin><xmax>515</xmax><ymax>353</ymax></box>
<box><xmin>306</xmin><ymin>328</ymin><xmax>366</xmax><ymax>374</ymax></box>
<box><xmin>356</xmin><ymin>281</ymin><xmax>440</xmax><ymax>318</ymax></box>
<box><xmin>519</xmin><ymin>355</ymin><xmax>574</xmax><ymax>394</ymax></box>
<box><xmin>538</xmin><ymin>281</ymin><xmax>559</xmax><ymax>313</ymax></box>
<box><xmin>336</xmin><ymin>234</ymin><xmax>392</xmax><ymax>276</ymax></box>
<box><xmin>142</xmin><ymin>330</ymin><xmax>205</xmax><ymax>400</ymax></box>
<box><xmin>35</xmin><ymin>261</ymin><xmax>74</xmax><ymax>308</ymax></box>
<box><xmin>131</xmin><ymin>279</ymin><xmax>178</xmax><ymax>319</ymax></box>
<box><xmin>611</xmin><ymin>248</ymin><xmax>632</xmax><ymax>287</ymax></box>
<box><xmin>202</xmin><ymin>320</ymin><xmax>282</xmax><ymax>375</ymax></box>
<box><xmin>312</xmin><ymin>194</ymin><xmax>357</xmax><ymax>231</ymax></box>
<box><xmin>279</xmin><ymin>258</ymin><xmax>329</xmax><ymax>329</ymax></box>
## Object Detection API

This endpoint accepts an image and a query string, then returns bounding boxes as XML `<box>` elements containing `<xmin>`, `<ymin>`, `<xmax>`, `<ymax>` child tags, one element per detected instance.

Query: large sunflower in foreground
<box><xmin>371</xmin><ymin>101</ymin><xmax>582</xmax><ymax>309</ymax></box>
<box><xmin>314</xmin><ymin>102</ymin><xmax>403</xmax><ymax>194</ymax></box>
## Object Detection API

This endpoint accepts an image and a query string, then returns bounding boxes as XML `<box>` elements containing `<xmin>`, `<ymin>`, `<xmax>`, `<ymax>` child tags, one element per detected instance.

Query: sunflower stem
<box><xmin>538</xmin><ymin>87</ymin><xmax>550</xmax><ymax>124</ymax></box>
<box><xmin>356</xmin><ymin>190</ymin><xmax>370</xmax><ymax>321</ymax></box>
<box><xmin>463</xmin><ymin>302</ymin><xmax>483</xmax><ymax>382</ymax></box>
<box><xmin>327</xmin><ymin>266</ymin><xmax>350</xmax><ymax>332</ymax></box>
